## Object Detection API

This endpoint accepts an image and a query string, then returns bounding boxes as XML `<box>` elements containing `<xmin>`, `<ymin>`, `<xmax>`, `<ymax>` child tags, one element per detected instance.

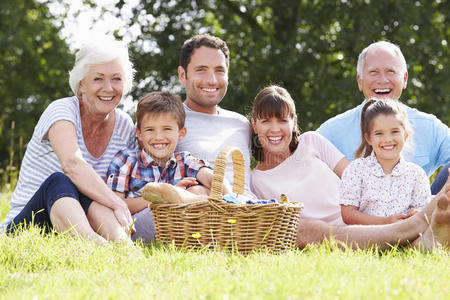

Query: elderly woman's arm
<box><xmin>47</xmin><ymin>120</ymin><xmax>133</xmax><ymax>230</ymax></box>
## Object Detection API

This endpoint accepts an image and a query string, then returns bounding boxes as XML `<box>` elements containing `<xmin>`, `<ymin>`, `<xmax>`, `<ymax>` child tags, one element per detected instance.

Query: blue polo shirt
<box><xmin>317</xmin><ymin>100</ymin><xmax>450</xmax><ymax>176</ymax></box>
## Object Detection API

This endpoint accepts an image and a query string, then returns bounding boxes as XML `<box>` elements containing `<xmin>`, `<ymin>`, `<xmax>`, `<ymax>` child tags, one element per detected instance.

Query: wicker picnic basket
<box><xmin>149</xmin><ymin>146</ymin><xmax>303</xmax><ymax>254</ymax></box>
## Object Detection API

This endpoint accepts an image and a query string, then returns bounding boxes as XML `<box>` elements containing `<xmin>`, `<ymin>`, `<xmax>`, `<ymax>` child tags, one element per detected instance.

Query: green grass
<box><xmin>1</xmin><ymin>192</ymin><xmax>449</xmax><ymax>299</ymax></box>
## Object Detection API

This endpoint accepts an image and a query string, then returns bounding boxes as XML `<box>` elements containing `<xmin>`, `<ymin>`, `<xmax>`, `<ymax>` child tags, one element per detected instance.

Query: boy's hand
<box><xmin>176</xmin><ymin>177</ymin><xmax>198</xmax><ymax>189</ymax></box>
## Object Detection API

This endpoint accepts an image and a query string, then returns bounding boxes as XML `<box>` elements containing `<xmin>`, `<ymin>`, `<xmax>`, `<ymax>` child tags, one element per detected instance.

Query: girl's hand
<box><xmin>176</xmin><ymin>177</ymin><xmax>198</xmax><ymax>189</ymax></box>
<box><xmin>385</xmin><ymin>214</ymin><xmax>409</xmax><ymax>224</ymax></box>
<box><xmin>408</xmin><ymin>208</ymin><xmax>420</xmax><ymax>217</ymax></box>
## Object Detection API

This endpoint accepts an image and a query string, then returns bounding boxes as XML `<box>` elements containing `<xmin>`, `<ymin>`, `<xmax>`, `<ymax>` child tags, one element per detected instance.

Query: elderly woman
<box><xmin>1</xmin><ymin>36</ymin><xmax>137</xmax><ymax>244</ymax></box>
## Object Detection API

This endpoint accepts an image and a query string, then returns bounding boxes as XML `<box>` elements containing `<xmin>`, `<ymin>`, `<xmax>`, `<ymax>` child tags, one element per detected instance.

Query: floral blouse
<box><xmin>340</xmin><ymin>153</ymin><xmax>431</xmax><ymax>217</ymax></box>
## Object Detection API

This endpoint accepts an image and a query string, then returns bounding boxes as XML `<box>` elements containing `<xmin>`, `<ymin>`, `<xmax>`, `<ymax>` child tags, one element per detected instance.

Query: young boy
<box><xmin>106</xmin><ymin>91</ymin><xmax>221</xmax><ymax>215</ymax></box>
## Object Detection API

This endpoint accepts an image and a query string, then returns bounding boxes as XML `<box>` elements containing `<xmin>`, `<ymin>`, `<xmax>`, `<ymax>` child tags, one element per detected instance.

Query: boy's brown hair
<box><xmin>136</xmin><ymin>91</ymin><xmax>185</xmax><ymax>129</ymax></box>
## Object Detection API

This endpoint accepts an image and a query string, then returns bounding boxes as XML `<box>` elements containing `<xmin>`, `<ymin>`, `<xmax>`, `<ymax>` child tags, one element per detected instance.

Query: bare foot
<box><xmin>141</xmin><ymin>182</ymin><xmax>208</xmax><ymax>204</ymax></box>
<box><xmin>431</xmin><ymin>193</ymin><xmax>450</xmax><ymax>247</ymax></box>
<box><xmin>419</xmin><ymin>193</ymin><xmax>450</xmax><ymax>250</ymax></box>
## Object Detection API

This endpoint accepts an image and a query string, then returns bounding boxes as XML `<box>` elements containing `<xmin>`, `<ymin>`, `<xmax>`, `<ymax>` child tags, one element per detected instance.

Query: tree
<box><xmin>117</xmin><ymin>0</ymin><xmax>449</xmax><ymax>129</ymax></box>
<box><xmin>0</xmin><ymin>0</ymin><xmax>73</xmax><ymax>170</ymax></box>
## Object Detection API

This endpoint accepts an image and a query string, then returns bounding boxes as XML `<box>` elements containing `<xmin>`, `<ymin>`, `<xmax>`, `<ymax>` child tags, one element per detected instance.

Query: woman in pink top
<box><xmin>249</xmin><ymin>85</ymin><xmax>450</xmax><ymax>250</ymax></box>
<box><xmin>250</xmin><ymin>85</ymin><xmax>349</xmax><ymax>225</ymax></box>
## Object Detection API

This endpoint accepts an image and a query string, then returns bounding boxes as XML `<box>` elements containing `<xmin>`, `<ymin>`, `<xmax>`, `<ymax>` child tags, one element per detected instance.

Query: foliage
<box><xmin>118</xmin><ymin>0</ymin><xmax>449</xmax><ymax>130</ymax></box>
<box><xmin>0</xmin><ymin>0</ymin><xmax>73</xmax><ymax>170</ymax></box>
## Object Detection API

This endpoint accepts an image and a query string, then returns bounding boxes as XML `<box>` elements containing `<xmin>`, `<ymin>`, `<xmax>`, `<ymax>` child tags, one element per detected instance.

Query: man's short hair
<box><xmin>136</xmin><ymin>91</ymin><xmax>185</xmax><ymax>129</ymax></box>
<box><xmin>356</xmin><ymin>41</ymin><xmax>407</xmax><ymax>78</ymax></box>
<box><xmin>179</xmin><ymin>34</ymin><xmax>230</xmax><ymax>74</ymax></box>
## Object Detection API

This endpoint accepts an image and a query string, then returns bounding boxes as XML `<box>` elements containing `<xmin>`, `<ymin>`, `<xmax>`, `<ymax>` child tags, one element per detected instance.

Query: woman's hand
<box><xmin>113</xmin><ymin>201</ymin><xmax>135</xmax><ymax>235</ymax></box>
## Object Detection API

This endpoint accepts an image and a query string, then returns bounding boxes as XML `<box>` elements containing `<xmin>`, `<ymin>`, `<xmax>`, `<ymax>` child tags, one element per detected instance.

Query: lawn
<box><xmin>1</xmin><ymin>191</ymin><xmax>449</xmax><ymax>299</ymax></box>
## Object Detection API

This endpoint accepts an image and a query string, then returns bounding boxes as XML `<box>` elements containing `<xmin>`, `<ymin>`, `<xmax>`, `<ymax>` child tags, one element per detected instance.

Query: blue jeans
<box><xmin>6</xmin><ymin>172</ymin><xmax>93</xmax><ymax>234</ymax></box>
<box><xmin>431</xmin><ymin>162</ymin><xmax>450</xmax><ymax>195</ymax></box>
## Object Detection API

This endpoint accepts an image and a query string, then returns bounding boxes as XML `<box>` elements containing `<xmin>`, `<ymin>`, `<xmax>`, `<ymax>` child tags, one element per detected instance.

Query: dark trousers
<box><xmin>6</xmin><ymin>172</ymin><xmax>93</xmax><ymax>234</ymax></box>
<box><xmin>431</xmin><ymin>162</ymin><xmax>450</xmax><ymax>195</ymax></box>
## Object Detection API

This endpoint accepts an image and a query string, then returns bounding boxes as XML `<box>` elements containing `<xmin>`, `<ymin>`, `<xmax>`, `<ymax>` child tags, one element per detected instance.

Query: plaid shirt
<box><xmin>106</xmin><ymin>148</ymin><xmax>207</xmax><ymax>198</ymax></box>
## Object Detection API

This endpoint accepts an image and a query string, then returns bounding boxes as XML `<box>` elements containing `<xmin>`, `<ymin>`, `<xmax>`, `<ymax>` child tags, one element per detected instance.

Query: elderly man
<box><xmin>317</xmin><ymin>41</ymin><xmax>449</xmax><ymax>192</ymax></box>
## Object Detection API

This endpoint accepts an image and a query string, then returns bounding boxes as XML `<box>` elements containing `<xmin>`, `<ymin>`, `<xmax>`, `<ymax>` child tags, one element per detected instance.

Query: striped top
<box><xmin>1</xmin><ymin>96</ymin><xmax>137</xmax><ymax>228</ymax></box>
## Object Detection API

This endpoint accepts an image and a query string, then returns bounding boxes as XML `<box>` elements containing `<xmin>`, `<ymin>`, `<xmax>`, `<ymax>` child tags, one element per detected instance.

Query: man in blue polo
<box><xmin>317</xmin><ymin>41</ymin><xmax>449</xmax><ymax>193</ymax></box>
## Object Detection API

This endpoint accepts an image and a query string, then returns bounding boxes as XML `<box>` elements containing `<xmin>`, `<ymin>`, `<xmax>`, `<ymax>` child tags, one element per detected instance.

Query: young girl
<box><xmin>249</xmin><ymin>85</ymin><xmax>349</xmax><ymax>225</ymax></box>
<box><xmin>340</xmin><ymin>98</ymin><xmax>431</xmax><ymax>225</ymax></box>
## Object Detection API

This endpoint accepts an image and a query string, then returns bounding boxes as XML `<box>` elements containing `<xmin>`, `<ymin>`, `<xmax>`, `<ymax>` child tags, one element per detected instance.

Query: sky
<box><xmin>45</xmin><ymin>0</ymin><xmax>139</xmax><ymax>50</ymax></box>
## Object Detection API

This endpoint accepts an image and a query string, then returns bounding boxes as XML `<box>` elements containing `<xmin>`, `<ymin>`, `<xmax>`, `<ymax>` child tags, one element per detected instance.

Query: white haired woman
<box><xmin>1</xmin><ymin>35</ymin><xmax>137</xmax><ymax>244</ymax></box>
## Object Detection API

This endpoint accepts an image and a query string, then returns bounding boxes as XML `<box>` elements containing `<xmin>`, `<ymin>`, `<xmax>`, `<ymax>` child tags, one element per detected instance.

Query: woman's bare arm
<box><xmin>48</xmin><ymin>120</ymin><xmax>133</xmax><ymax>229</ymax></box>
<box><xmin>333</xmin><ymin>157</ymin><xmax>350</xmax><ymax>178</ymax></box>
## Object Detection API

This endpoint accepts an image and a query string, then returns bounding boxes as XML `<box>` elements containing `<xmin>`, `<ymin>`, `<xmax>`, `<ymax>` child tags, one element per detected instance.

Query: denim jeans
<box><xmin>430</xmin><ymin>162</ymin><xmax>450</xmax><ymax>195</ymax></box>
<box><xmin>6</xmin><ymin>172</ymin><xmax>93</xmax><ymax>234</ymax></box>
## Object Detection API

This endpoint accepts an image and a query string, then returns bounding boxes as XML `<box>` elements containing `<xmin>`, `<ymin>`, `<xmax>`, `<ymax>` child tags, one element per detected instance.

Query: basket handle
<box><xmin>209</xmin><ymin>146</ymin><xmax>245</xmax><ymax>201</ymax></box>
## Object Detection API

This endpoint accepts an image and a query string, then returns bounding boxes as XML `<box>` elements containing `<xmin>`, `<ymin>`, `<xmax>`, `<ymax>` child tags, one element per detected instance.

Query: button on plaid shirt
<box><xmin>106</xmin><ymin>148</ymin><xmax>208</xmax><ymax>198</ymax></box>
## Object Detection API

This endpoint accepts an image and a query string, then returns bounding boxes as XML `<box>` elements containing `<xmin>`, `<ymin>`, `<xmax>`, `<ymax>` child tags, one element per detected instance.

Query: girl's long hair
<box><xmin>250</xmin><ymin>85</ymin><xmax>300</xmax><ymax>163</ymax></box>
<box><xmin>355</xmin><ymin>98</ymin><xmax>412</xmax><ymax>158</ymax></box>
